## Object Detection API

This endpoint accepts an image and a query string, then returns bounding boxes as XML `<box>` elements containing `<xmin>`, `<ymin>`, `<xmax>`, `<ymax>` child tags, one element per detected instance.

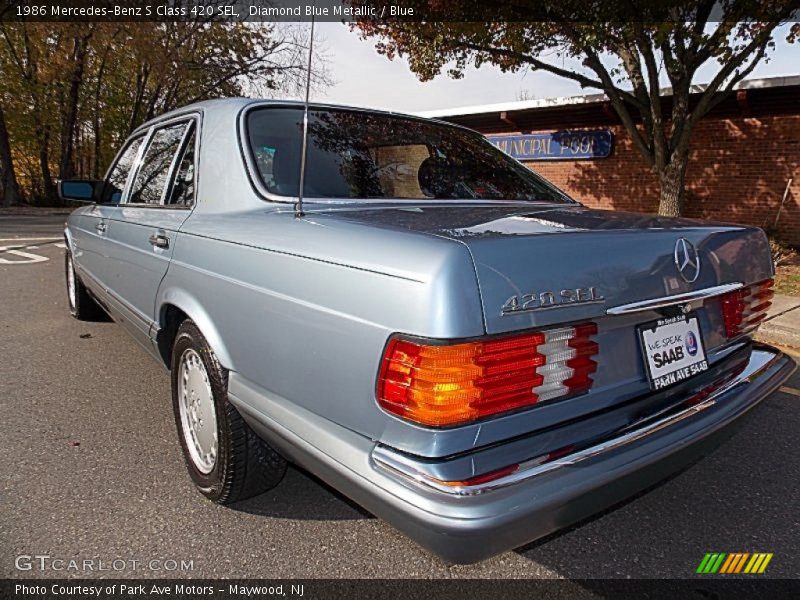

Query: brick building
<box><xmin>420</xmin><ymin>76</ymin><xmax>800</xmax><ymax>245</ymax></box>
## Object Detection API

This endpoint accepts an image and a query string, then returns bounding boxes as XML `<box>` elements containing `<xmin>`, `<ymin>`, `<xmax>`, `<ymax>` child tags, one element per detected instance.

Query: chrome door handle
<box><xmin>148</xmin><ymin>233</ymin><xmax>170</xmax><ymax>249</ymax></box>
<box><xmin>95</xmin><ymin>222</ymin><xmax>106</xmax><ymax>233</ymax></box>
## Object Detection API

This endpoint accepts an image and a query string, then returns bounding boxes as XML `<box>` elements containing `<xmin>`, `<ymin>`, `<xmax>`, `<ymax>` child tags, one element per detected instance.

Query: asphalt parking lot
<box><xmin>1</xmin><ymin>216</ymin><xmax>799</xmax><ymax>580</ymax></box>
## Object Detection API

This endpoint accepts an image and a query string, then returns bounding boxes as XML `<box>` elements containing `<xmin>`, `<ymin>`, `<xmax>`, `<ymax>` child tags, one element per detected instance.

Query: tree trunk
<box><xmin>127</xmin><ymin>65</ymin><xmax>148</xmax><ymax>136</ymax></box>
<box><xmin>92</xmin><ymin>48</ymin><xmax>109</xmax><ymax>178</ymax></box>
<box><xmin>38</xmin><ymin>125</ymin><xmax>56</xmax><ymax>205</ymax></box>
<box><xmin>92</xmin><ymin>111</ymin><xmax>102</xmax><ymax>179</ymax></box>
<box><xmin>59</xmin><ymin>35</ymin><xmax>89</xmax><ymax>181</ymax></box>
<box><xmin>0</xmin><ymin>105</ymin><xmax>23</xmax><ymax>207</ymax></box>
<box><xmin>657</xmin><ymin>154</ymin><xmax>690</xmax><ymax>217</ymax></box>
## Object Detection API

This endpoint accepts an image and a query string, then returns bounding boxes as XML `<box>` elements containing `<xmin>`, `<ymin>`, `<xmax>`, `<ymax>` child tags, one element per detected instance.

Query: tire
<box><xmin>171</xmin><ymin>319</ymin><xmax>286</xmax><ymax>503</ymax></box>
<box><xmin>65</xmin><ymin>250</ymin><xmax>103</xmax><ymax>320</ymax></box>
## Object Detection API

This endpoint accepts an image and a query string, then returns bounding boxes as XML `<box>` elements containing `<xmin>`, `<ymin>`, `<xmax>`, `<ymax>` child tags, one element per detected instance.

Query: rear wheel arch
<box><xmin>155</xmin><ymin>296</ymin><xmax>234</xmax><ymax>371</ymax></box>
<box><xmin>156</xmin><ymin>304</ymin><xmax>189</xmax><ymax>368</ymax></box>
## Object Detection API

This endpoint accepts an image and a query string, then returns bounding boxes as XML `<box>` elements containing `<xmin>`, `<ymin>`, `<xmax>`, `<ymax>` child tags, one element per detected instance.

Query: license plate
<box><xmin>639</xmin><ymin>314</ymin><xmax>708</xmax><ymax>390</ymax></box>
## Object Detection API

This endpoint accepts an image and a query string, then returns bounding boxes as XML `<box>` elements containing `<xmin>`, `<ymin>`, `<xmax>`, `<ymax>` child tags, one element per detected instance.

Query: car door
<box><xmin>73</xmin><ymin>135</ymin><xmax>146</xmax><ymax>295</ymax></box>
<box><xmin>102</xmin><ymin>116</ymin><xmax>198</xmax><ymax>349</ymax></box>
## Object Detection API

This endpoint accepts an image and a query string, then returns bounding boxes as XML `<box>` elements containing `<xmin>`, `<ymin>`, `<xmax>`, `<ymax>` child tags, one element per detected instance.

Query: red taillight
<box><xmin>377</xmin><ymin>323</ymin><xmax>599</xmax><ymax>427</ymax></box>
<box><xmin>720</xmin><ymin>279</ymin><xmax>774</xmax><ymax>338</ymax></box>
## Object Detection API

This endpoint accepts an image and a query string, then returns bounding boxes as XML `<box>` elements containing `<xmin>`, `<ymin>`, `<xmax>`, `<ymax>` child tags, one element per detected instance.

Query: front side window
<box><xmin>128</xmin><ymin>122</ymin><xmax>189</xmax><ymax>205</ymax></box>
<box><xmin>245</xmin><ymin>107</ymin><xmax>571</xmax><ymax>203</ymax></box>
<box><xmin>102</xmin><ymin>136</ymin><xmax>145</xmax><ymax>204</ymax></box>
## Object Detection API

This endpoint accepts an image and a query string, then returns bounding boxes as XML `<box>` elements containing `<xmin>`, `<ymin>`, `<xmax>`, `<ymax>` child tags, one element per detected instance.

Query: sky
<box><xmin>310</xmin><ymin>22</ymin><xmax>799</xmax><ymax>113</ymax></box>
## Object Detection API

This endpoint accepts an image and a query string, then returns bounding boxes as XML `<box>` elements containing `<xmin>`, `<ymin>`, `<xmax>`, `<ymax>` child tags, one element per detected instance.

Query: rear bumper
<box><xmin>230</xmin><ymin>344</ymin><xmax>795</xmax><ymax>564</ymax></box>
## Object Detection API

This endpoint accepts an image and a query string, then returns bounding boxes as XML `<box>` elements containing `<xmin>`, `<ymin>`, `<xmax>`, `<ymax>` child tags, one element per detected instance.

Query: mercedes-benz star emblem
<box><xmin>674</xmin><ymin>238</ymin><xmax>701</xmax><ymax>283</ymax></box>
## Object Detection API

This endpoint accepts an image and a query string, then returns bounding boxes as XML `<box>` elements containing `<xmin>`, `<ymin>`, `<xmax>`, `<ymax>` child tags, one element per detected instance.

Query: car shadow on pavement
<box><xmin>85</xmin><ymin>310</ymin><xmax>114</xmax><ymax>323</ymax></box>
<box><xmin>230</xmin><ymin>465</ymin><xmax>375</xmax><ymax>521</ymax></box>
<box><xmin>513</xmin><ymin>457</ymin><xmax>702</xmax><ymax>556</ymax></box>
<box><xmin>512</xmin><ymin>385</ymin><xmax>800</xmax><ymax>578</ymax></box>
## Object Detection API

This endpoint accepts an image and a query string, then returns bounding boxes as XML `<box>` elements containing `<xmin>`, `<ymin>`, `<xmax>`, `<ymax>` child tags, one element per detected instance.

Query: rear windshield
<box><xmin>245</xmin><ymin>107</ymin><xmax>572</xmax><ymax>203</ymax></box>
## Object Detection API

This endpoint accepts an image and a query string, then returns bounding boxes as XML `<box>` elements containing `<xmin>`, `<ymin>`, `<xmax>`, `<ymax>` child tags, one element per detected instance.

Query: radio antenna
<box><xmin>295</xmin><ymin>4</ymin><xmax>316</xmax><ymax>218</ymax></box>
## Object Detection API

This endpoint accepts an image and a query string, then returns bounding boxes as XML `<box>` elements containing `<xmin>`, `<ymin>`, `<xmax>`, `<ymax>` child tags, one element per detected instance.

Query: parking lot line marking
<box><xmin>779</xmin><ymin>386</ymin><xmax>800</xmax><ymax>397</ymax></box>
<box><xmin>0</xmin><ymin>237</ymin><xmax>61</xmax><ymax>242</ymax></box>
<box><xmin>0</xmin><ymin>249</ymin><xmax>49</xmax><ymax>264</ymax></box>
<box><xmin>55</xmin><ymin>242</ymin><xmax>66</xmax><ymax>248</ymax></box>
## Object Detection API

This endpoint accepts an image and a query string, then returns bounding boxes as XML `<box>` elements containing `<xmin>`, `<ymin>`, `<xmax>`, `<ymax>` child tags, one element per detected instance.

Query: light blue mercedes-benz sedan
<box><xmin>60</xmin><ymin>99</ymin><xmax>796</xmax><ymax>563</ymax></box>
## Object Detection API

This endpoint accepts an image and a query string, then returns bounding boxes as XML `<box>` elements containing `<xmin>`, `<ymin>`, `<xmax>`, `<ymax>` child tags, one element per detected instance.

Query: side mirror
<box><xmin>58</xmin><ymin>180</ymin><xmax>101</xmax><ymax>203</ymax></box>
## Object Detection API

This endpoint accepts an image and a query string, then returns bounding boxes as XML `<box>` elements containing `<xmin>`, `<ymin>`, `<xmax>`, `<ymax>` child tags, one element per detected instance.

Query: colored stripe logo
<box><xmin>697</xmin><ymin>552</ymin><xmax>773</xmax><ymax>574</ymax></box>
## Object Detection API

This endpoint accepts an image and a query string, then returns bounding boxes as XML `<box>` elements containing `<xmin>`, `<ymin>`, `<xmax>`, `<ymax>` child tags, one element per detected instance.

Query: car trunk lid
<box><xmin>311</xmin><ymin>203</ymin><xmax>772</xmax><ymax>335</ymax></box>
<box><xmin>455</xmin><ymin>210</ymin><xmax>771</xmax><ymax>334</ymax></box>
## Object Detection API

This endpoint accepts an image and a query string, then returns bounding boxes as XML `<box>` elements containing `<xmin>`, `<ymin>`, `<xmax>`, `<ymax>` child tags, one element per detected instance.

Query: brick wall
<box><xmin>521</xmin><ymin>114</ymin><xmax>800</xmax><ymax>244</ymax></box>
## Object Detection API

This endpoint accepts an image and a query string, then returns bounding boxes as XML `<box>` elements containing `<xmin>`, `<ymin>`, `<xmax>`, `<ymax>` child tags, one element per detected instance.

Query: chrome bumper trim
<box><xmin>372</xmin><ymin>348</ymin><xmax>782</xmax><ymax>497</ymax></box>
<box><xmin>606</xmin><ymin>283</ymin><xmax>743</xmax><ymax>315</ymax></box>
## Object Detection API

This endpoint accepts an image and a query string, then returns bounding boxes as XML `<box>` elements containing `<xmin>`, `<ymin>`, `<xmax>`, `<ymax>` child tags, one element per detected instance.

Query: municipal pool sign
<box><xmin>487</xmin><ymin>130</ymin><xmax>613</xmax><ymax>161</ymax></box>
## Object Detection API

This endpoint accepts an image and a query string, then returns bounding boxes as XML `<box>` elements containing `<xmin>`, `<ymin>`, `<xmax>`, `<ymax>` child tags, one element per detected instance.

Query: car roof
<box><xmin>131</xmin><ymin>97</ymin><xmax>468</xmax><ymax>136</ymax></box>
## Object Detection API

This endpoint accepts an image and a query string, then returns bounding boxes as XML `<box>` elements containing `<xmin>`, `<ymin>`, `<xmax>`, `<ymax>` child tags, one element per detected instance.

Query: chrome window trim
<box><xmin>236</xmin><ymin>102</ymin><xmax>579</xmax><ymax>206</ymax></box>
<box><xmin>372</xmin><ymin>348</ymin><xmax>779</xmax><ymax>497</ymax></box>
<box><xmin>605</xmin><ymin>283</ymin><xmax>744</xmax><ymax>316</ymax></box>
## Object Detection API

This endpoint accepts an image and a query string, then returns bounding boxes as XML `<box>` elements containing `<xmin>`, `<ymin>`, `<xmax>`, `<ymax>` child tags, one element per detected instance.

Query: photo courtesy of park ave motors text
<box><xmin>1</xmin><ymin>0</ymin><xmax>800</xmax><ymax>593</ymax></box>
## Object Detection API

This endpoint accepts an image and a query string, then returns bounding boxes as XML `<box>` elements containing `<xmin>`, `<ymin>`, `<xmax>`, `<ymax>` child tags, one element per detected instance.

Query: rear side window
<box><xmin>102</xmin><ymin>136</ymin><xmax>144</xmax><ymax>204</ymax></box>
<box><xmin>128</xmin><ymin>122</ymin><xmax>190</xmax><ymax>205</ymax></box>
<box><xmin>165</xmin><ymin>125</ymin><xmax>196</xmax><ymax>207</ymax></box>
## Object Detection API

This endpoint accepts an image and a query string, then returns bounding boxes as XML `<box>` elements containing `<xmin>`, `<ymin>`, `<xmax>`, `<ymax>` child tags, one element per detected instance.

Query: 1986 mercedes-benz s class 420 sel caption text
<box><xmin>59</xmin><ymin>99</ymin><xmax>796</xmax><ymax>564</ymax></box>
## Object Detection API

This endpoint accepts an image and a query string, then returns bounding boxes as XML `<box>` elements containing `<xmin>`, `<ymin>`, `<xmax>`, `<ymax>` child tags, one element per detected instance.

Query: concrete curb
<box><xmin>755</xmin><ymin>294</ymin><xmax>800</xmax><ymax>349</ymax></box>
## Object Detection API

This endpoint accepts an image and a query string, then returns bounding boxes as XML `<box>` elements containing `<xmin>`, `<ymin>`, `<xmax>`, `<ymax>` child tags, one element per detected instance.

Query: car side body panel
<box><xmin>156</xmin><ymin>209</ymin><xmax>484</xmax><ymax>446</ymax></box>
<box><xmin>105</xmin><ymin>206</ymin><xmax>190</xmax><ymax>343</ymax></box>
<box><xmin>70</xmin><ymin>203</ymin><xmax>119</xmax><ymax>292</ymax></box>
